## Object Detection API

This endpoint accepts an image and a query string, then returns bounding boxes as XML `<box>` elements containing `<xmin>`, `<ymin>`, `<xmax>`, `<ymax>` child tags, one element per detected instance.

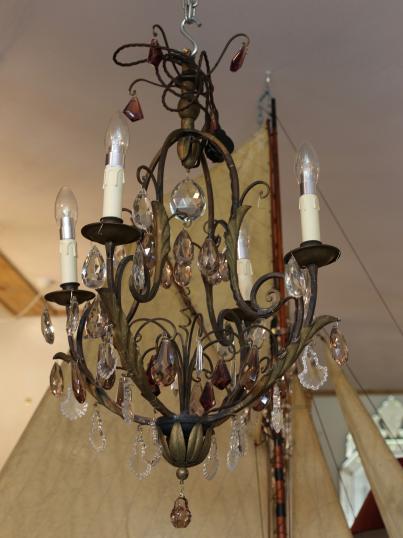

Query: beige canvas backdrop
<box><xmin>0</xmin><ymin>128</ymin><xmax>273</xmax><ymax>537</ymax></box>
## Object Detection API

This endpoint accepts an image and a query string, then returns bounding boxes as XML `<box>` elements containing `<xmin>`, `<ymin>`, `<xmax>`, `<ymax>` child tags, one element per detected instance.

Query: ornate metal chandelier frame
<box><xmin>46</xmin><ymin>22</ymin><xmax>340</xmax><ymax>472</ymax></box>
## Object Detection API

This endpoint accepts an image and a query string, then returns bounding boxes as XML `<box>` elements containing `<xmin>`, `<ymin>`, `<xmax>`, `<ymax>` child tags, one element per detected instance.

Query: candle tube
<box><xmin>54</xmin><ymin>187</ymin><xmax>78</xmax><ymax>284</ymax></box>
<box><xmin>237</xmin><ymin>222</ymin><xmax>254</xmax><ymax>300</ymax></box>
<box><xmin>295</xmin><ymin>143</ymin><xmax>320</xmax><ymax>242</ymax></box>
<box><xmin>103</xmin><ymin>111</ymin><xmax>130</xmax><ymax>219</ymax></box>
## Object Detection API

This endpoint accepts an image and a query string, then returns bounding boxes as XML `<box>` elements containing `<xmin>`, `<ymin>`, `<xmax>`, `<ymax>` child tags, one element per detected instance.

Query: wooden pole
<box><xmin>267</xmin><ymin>99</ymin><xmax>287</xmax><ymax>538</ymax></box>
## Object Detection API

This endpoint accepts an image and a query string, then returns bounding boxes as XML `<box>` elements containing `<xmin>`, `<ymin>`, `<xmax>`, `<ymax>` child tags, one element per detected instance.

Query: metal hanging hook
<box><xmin>180</xmin><ymin>0</ymin><xmax>202</xmax><ymax>57</ymax></box>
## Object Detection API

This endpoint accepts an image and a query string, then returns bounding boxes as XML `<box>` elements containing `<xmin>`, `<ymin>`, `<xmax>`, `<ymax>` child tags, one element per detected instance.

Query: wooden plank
<box><xmin>0</xmin><ymin>251</ymin><xmax>58</xmax><ymax>316</ymax></box>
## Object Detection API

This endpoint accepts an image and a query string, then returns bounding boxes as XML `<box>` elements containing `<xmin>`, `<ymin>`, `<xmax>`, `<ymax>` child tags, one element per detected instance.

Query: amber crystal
<box><xmin>189</xmin><ymin>382</ymin><xmax>204</xmax><ymax>416</ymax></box>
<box><xmin>151</xmin><ymin>336</ymin><xmax>178</xmax><ymax>386</ymax></box>
<box><xmin>50</xmin><ymin>363</ymin><xmax>64</xmax><ymax>397</ymax></box>
<box><xmin>218</xmin><ymin>251</ymin><xmax>229</xmax><ymax>281</ymax></box>
<box><xmin>200</xmin><ymin>381</ymin><xmax>216</xmax><ymax>411</ymax></box>
<box><xmin>41</xmin><ymin>305</ymin><xmax>55</xmax><ymax>344</ymax></box>
<box><xmin>147</xmin><ymin>38</ymin><xmax>163</xmax><ymax>67</ymax></box>
<box><xmin>170</xmin><ymin>496</ymin><xmax>192</xmax><ymax>528</ymax></box>
<box><xmin>161</xmin><ymin>260</ymin><xmax>173</xmax><ymax>289</ymax></box>
<box><xmin>173</xmin><ymin>263</ymin><xmax>192</xmax><ymax>287</ymax></box>
<box><xmin>123</xmin><ymin>94</ymin><xmax>144</xmax><ymax>122</ymax></box>
<box><xmin>329</xmin><ymin>325</ymin><xmax>349</xmax><ymax>366</ymax></box>
<box><xmin>102</xmin><ymin>371</ymin><xmax>116</xmax><ymax>390</ymax></box>
<box><xmin>198</xmin><ymin>237</ymin><xmax>219</xmax><ymax>276</ymax></box>
<box><xmin>239</xmin><ymin>345</ymin><xmax>260</xmax><ymax>390</ymax></box>
<box><xmin>142</xmin><ymin>232</ymin><xmax>156</xmax><ymax>270</ymax></box>
<box><xmin>71</xmin><ymin>361</ymin><xmax>86</xmax><ymax>404</ymax></box>
<box><xmin>230</xmin><ymin>43</ymin><xmax>248</xmax><ymax>72</ymax></box>
<box><xmin>146</xmin><ymin>358</ymin><xmax>161</xmax><ymax>396</ymax></box>
<box><xmin>253</xmin><ymin>392</ymin><xmax>270</xmax><ymax>411</ymax></box>
<box><xmin>211</xmin><ymin>359</ymin><xmax>231</xmax><ymax>390</ymax></box>
<box><xmin>173</xmin><ymin>229</ymin><xmax>194</xmax><ymax>264</ymax></box>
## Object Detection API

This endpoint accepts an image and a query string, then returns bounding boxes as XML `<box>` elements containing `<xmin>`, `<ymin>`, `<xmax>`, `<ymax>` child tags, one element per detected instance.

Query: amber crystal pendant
<box><xmin>71</xmin><ymin>361</ymin><xmax>86</xmax><ymax>404</ymax></box>
<box><xmin>170</xmin><ymin>496</ymin><xmax>192</xmax><ymax>528</ymax></box>
<box><xmin>200</xmin><ymin>381</ymin><xmax>216</xmax><ymax>411</ymax></box>
<box><xmin>151</xmin><ymin>336</ymin><xmax>178</xmax><ymax>386</ymax></box>
<box><xmin>147</xmin><ymin>37</ymin><xmax>163</xmax><ymax>67</ymax></box>
<box><xmin>50</xmin><ymin>363</ymin><xmax>64</xmax><ymax>397</ymax></box>
<box><xmin>123</xmin><ymin>93</ymin><xmax>144</xmax><ymax>122</ymax></box>
<box><xmin>230</xmin><ymin>42</ymin><xmax>248</xmax><ymax>72</ymax></box>
<box><xmin>239</xmin><ymin>345</ymin><xmax>260</xmax><ymax>390</ymax></box>
<box><xmin>211</xmin><ymin>359</ymin><xmax>231</xmax><ymax>390</ymax></box>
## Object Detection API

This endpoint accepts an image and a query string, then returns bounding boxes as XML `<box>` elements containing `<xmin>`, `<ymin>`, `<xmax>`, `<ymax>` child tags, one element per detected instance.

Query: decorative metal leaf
<box><xmin>186</xmin><ymin>423</ymin><xmax>203</xmax><ymax>463</ymax></box>
<box><xmin>168</xmin><ymin>422</ymin><xmax>186</xmax><ymax>464</ymax></box>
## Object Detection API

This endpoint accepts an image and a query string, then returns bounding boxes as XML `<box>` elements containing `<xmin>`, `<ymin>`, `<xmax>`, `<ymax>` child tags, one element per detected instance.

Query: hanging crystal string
<box><xmin>129</xmin><ymin>425</ymin><xmax>152</xmax><ymax>479</ymax></box>
<box><xmin>89</xmin><ymin>403</ymin><xmax>107</xmax><ymax>452</ymax></box>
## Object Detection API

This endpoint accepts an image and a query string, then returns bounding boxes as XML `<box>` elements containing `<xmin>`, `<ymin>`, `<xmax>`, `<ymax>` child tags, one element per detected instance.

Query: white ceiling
<box><xmin>1</xmin><ymin>0</ymin><xmax>403</xmax><ymax>390</ymax></box>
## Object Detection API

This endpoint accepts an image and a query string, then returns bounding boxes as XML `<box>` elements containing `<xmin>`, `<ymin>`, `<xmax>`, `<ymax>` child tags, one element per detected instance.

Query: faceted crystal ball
<box><xmin>170</xmin><ymin>496</ymin><xmax>192</xmax><ymax>528</ymax></box>
<box><xmin>169</xmin><ymin>177</ymin><xmax>206</xmax><ymax>223</ymax></box>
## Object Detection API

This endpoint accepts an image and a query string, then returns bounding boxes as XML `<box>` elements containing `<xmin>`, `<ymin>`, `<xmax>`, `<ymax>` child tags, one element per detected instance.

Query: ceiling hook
<box><xmin>180</xmin><ymin>0</ymin><xmax>202</xmax><ymax>57</ymax></box>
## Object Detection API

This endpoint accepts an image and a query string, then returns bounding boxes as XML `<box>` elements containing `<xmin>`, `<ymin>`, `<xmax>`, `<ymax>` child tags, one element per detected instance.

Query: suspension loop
<box><xmin>181</xmin><ymin>0</ymin><xmax>202</xmax><ymax>57</ymax></box>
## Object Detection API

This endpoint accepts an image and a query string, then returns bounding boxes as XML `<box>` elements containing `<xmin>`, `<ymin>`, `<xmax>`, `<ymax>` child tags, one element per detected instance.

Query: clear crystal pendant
<box><xmin>132</xmin><ymin>243</ymin><xmax>146</xmax><ymax>293</ymax></box>
<box><xmin>171</xmin><ymin>373</ymin><xmax>179</xmax><ymax>396</ymax></box>
<box><xmin>97</xmin><ymin>338</ymin><xmax>118</xmax><ymax>380</ymax></box>
<box><xmin>173</xmin><ymin>229</ymin><xmax>194</xmax><ymax>264</ymax></box>
<box><xmin>197</xmin><ymin>237</ymin><xmax>219</xmax><ymax>276</ymax></box>
<box><xmin>202</xmin><ymin>432</ymin><xmax>219</xmax><ymax>480</ymax></box>
<box><xmin>226</xmin><ymin>416</ymin><xmax>241</xmax><ymax>471</ymax></box>
<box><xmin>60</xmin><ymin>386</ymin><xmax>88</xmax><ymax>420</ymax></box>
<box><xmin>50</xmin><ymin>363</ymin><xmax>64</xmax><ymax>397</ymax></box>
<box><xmin>89</xmin><ymin>407</ymin><xmax>107</xmax><ymax>453</ymax></box>
<box><xmin>41</xmin><ymin>304</ymin><xmax>55</xmax><ymax>344</ymax></box>
<box><xmin>238</xmin><ymin>414</ymin><xmax>248</xmax><ymax>456</ymax></box>
<box><xmin>129</xmin><ymin>425</ymin><xmax>152</xmax><ymax>480</ymax></box>
<box><xmin>121</xmin><ymin>376</ymin><xmax>134</xmax><ymax>424</ymax></box>
<box><xmin>298</xmin><ymin>344</ymin><xmax>328</xmax><ymax>390</ymax></box>
<box><xmin>271</xmin><ymin>384</ymin><xmax>283</xmax><ymax>433</ymax></box>
<box><xmin>132</xmin><ymin>188</ymin><xmax>153</xmax><ymax>231</ymax></box>
<box><xmin>86</xmin><ymin>295</ymin><xmax>108</xmax><ymax>339</ymax></box>
<box><xmin>66</xmin><ymin>295</ymin><xmax>79</xmax><ymax>336</ymax></box>
<box><xmin>302</xmin><ymin>268</ymin><xmax>311</xmax><ymax>318</ymax></box>
<box><xmin>284</xmin><ymin>255</ymin><xmax>305</xmax><ymax>298</ymax></box>
<box><xmin>145</xmin><ymin>420</ymin><xmax>162</xmax><ymax>468</ymax></box>
<box><xmin>169</xmin><ymin>171</ymin><xmax>206</xmax><ymax>223</ymax></box>
<box><xmin>81</xmin><ymin>245</ymin><xmax>106</xmax><ymax>289</ymax></box>
<box><xmin>195</xmin><ymin>337</ymin><xmax>203</xmax><ymax>377</ymax></box>
<box><xmin>329</xmin><ymin>324</ymin><xmax>349</xmax><ymax>366</ymax></box>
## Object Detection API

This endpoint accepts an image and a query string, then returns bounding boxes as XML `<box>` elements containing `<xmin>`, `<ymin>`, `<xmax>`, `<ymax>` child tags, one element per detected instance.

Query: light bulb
<box><xmin>105</xmin><ymin>111</ymin><xmax>130</xmax><ymax>166</ymax></box>
<box><xmin>54</xmin><ymin>187</ymin><xmax>78</xmax><ymax>239</ymax></box>
<box><xmin>295</xmin><ymin>143</ymin><xmax>319</xmax><ymax>195</ymax></box>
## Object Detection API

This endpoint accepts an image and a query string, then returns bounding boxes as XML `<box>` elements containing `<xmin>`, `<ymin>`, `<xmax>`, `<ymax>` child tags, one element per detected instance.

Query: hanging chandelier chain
<box><xmin>181</xmin><ymin>0</ymin><xmax>202</xmax><ymax>56</ymax></box>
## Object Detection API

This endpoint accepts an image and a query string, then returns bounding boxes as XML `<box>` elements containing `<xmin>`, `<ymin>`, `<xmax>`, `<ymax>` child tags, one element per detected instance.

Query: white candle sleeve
<box><xmin>102</xmin><ymin>165</ymin><xmax>125</xmax><ymax>218</ymax></box>
<box><xmin>237</xmin><ymin>258</ymin><xmax>254</xmax><ymax>300</ymax></box>
<box><xmin>59</xmin><ymin>239</ymin><xmax>78</xmax><ymax>284</ymax></box>
<box><xmin>299</xmin><ymin>193</ymin><xmax>320</xmax><ymax>243</ymax></box>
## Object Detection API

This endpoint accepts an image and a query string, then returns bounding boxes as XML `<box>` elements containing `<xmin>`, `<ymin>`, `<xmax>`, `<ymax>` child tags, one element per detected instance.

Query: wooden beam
<box><xmin>0</xmin><ymin>251</ymin><xmax>58</xmax><ymax>316</ymax></box>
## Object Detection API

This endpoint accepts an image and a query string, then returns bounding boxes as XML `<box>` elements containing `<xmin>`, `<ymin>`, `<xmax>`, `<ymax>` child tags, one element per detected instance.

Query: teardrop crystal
<box><xmin>81</xmin><ymin>245</ymin><xmax>106</xmax><ymax>289</ymax></box>
<box><xmin>132</xmin><ymin>188</ymin><xmax>153</xmax><ymax>231</ymax></box>
<box><xmin>146</xmin><ymin>357</ymin><xmax>161</xmax><ymax>396</ymax></box>
<box><xmin>284</xmin><ymin>255</ymin><xmax>305</xmax><ymax>298</ymax></box>
<box><xmin>102</xmin><ymin>370</ymin><xmax>115</xmax><ymax>390</ymax></box>
<box><xmin>253</xmin><ymin>391</ymin><xmax>270</xmax><ymax>411</ymax></box>
<box><xmin>89</xmin><ymin>408</ymin><xmax>107</xmax><ymax>452</ymax></box>
<box><xmin>197</xmin><ymin>237</ymin><xmax>219</xmax><ymax>276</ymax></box>
<box><xmin>151</xmin><ymin>336</ymin><xmax>178</xmax><ymax>386</ymax></box>
<box><xmin>66</xmin><ymin>295</ymin><xmax>79</xmax><ymax>336</ymax></box>
<box><xmin>86</xmin><ymin>295</ymin><xmax>108</xmax><ymax>339</ymax></box>
<box><xmin>132</xmin><ymin>243</ymin><xmax>146</xmax><ymax>293</ymax></box>
<box><xmin>202</xmin><ymin>433</ymin><xmax>219</xmax><ymax>480</ymax></box>
<box><xmin>218</xmin><ymin>251</ymin><xmax>229</xmax><ymax>281</ymax></box>
<box><xmin>97</xmin><ymin>341</ymin><xmax>118</xmax><ymax>380</ymax></box>
<box><xmin>41</xmin><ymin>305</ymin><xmax>54</xmax><ymax>344</ymax></box>
<box><xmin>169</xmin><ymin>177</ymin><xmax>206</xmax><ymax>223</ymax></box>
<box><xmin>200</xmin><ymin>381</ymin><xmax>216</xmax><ymax>411</ymax></box>
<box><xmin>147</xmin><ymin>37</ymin><xmax>163</xmax><ymax>67</ymax></box>
<box><xmin>50</xmin><ymin>363</ymin><xmax>64</xmax><ymax>397</ymax></box>
<box><xmin>113</xmin><ymin>245</ymin><xmax>127</xmax><ymax>272</ymax></box>
<box><xmin>142</xmin><ymin>232</ymin><xmax>156</xmax><ymax>270</ymax></box>
<box><xmin>230</xmin><ymin>42</ymin><xmax>248</xmax><ymax>72</ymax></box>
<box><xmin>173</xmin><ymin>263</ymin><xmax>192</xmax><ymax>287</ymax></box>
<box><xmin>129</xmin><ymin>426</ymin><xmax>152</xmax><ymax>479</ymax></box>
<box><xmin>71</xmin><ymin>362</ymin><xmax>86</xmax><ymax>404</ymax></box>
<box><xmin>171</xmin><ymin>496</ymin><xmax>192</xmax><ymax>528</ymax></box>
<box><xmin>211</xmin><ymin>358</ymin><xmax>232</xmax><ymax>390</ymax></box>
<box><xmin>123</xmin><ymin>94</ymin><xmax>144</xmax><ymax>122</ymax></box>
<box><xmin>298</xmin><ymin>344</ymin><xmax>328</xmax><ymax>390</ymax></box>
<box><xmin>173</xmin><ymin>229</ymin><xmax>194</xmax><ymax>264</ymax></box>
<box><xmin>239</xmin><ymin>345</ymin><xmax>260</xmax><ymax>390</ymax></box>
<box><xmin>161</xmin><ymin>260</ymin><xmax>173</xmax><ymax>289</ymax></box>
<box><xmin>189</xmin><ymin>382</ymin><xmax>204</xmax><ymax>416</ymax></box>
<box><xmin>60</xmin><ymin>386</ymin><xmax>88</xmax><ymax>420</ymax></box>
<box><xmin>329</xmin><ymin>325</ymin><xmax>349</xmax><ymax>366</ymax></box>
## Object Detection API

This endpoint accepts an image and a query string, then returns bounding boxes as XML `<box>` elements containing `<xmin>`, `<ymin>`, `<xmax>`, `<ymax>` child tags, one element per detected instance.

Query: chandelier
<box><xmin>41</xmin><ymin>1</ymin><xmax>346</xmax><ymax>528</ymax></box>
